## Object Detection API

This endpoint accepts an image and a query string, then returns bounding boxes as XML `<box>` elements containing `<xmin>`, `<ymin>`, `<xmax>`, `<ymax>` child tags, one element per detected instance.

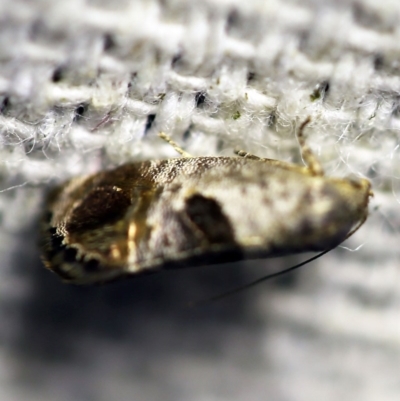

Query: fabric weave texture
<box><xmin>0</xmin><ymin>1</ymin><xmax>399</xmax><ymax>400</ymax></box>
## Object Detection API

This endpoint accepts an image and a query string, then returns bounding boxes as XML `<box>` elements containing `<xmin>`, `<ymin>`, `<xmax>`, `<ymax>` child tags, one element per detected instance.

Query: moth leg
<box><xmin>235</xmin><ymin>149</ymin><xmax>309</xmax><ymax>173</ymax></box>
<box><xmin>236</xmin><ymin>118</ymin><xmax>324</xmax><ymax>177</ymax></box>
<box><xmin>296</xmin><ymin>117</ymin><xmax>324</xmax><ymax>176</ymax></box>
<box><xmin>234</xmin><ymin>150</ymin><xmax>262</xmax><ymax>160</ymax></box>
<box><xmin>158</xmin><ymin>132</ymin><xmax>193</xmax><ymax>158</ymax></box>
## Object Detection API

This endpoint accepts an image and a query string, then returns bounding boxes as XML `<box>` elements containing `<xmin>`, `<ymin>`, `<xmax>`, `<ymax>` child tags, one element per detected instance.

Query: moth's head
<box><xmin>40</xmin><ymin>175</ymin><xmax>139</xmax><ymax>284</ymax></box>
<box><xmin>41</xmin><ymin>228</ymin><xmax>126</xmax><ymax>284</ymax></box>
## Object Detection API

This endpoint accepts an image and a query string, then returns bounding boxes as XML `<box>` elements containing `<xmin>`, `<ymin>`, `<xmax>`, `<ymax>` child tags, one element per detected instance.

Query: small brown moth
<box><xmin>41</xmin><ymin>118</ymin><xmax>372</xmax><ymax>285</ymax></box>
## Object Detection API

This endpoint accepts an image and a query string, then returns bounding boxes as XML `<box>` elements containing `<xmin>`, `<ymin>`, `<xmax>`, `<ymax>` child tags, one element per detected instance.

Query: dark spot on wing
<box><xmin>66</xmin><ymin>185</ymin><xmax>131</xmax><ymax>232</ymax></box>
<box><xmin>184</xmin><ymin>194</ymin><xmax>235</xmax><ymax>245</ymax></box>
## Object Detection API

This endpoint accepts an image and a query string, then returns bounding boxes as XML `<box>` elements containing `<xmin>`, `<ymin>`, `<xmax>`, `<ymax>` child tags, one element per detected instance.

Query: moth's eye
<box><xmin>53</xmin><ymin>257</ymin><xmax>103</xmax><ymax>283</ymax></box>
<box><xmin>49</xmin><ymin>231</ymin><xmax>63</xmax><ymax>254</ymax></box>
<box><xmin>53</xmin><ymin>262</ymin><xmax>83</xmax><ymax>281</ymax></box>
<box><xmin>66</xmin><ymin>185</ymin><xmax>131</xmax><ymax>231</ymax></box>
<box><xmin>63</xmin><ymin>247</ymin><xmax>78</xmax><ymax>263</ymax></box>
<box><xmin>83</xmin><ymin>258</ymin><xmax>101</xmax><ymax>273</ymax></box>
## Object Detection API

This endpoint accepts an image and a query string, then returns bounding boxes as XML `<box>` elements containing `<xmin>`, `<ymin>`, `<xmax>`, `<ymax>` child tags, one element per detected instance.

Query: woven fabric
<box><xmin>0</xmin><ymin>0</ymin><xmax>399</xmax><ymax>400</ymax></box>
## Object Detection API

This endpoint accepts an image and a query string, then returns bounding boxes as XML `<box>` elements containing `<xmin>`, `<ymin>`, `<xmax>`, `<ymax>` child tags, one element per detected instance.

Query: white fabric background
<box><xmin>0</xmin><ymin>0</ymin><xmax>399</xmax><ymax>400</ymax></box>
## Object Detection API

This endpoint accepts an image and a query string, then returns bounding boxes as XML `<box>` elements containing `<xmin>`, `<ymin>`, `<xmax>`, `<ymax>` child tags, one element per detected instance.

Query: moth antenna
<box><xmin>188</xmin><ymin>216</ymin><xmax>369</xmax><ymax>307</ymax></box>
<box><xmin>297</xmin><ymin>117</ymin><xmax>324</xmax><ymax>176</ymax></box>
<box><xmin>186</xmin><ymin>249</ymin><xmax>332</xmax><ymax>308</ymax></box>
<box><xmin>158</xmin><ymin>132</ymin><xmax>193</xmax><ymax>158</ymax></box>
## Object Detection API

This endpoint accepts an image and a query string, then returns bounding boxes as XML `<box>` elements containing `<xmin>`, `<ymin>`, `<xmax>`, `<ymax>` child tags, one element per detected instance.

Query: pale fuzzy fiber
<box><xmin>0</xmin><ymin>0</ymin><xmax>399</xmax><ymax>400</ymax></box>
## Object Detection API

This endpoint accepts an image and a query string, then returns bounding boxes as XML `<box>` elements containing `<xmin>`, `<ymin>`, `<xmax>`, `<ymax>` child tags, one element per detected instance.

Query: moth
<box><xmin>41</xmin><ymin>118</ymin><xmax>372</xmax><ymax>285</ymax></box>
